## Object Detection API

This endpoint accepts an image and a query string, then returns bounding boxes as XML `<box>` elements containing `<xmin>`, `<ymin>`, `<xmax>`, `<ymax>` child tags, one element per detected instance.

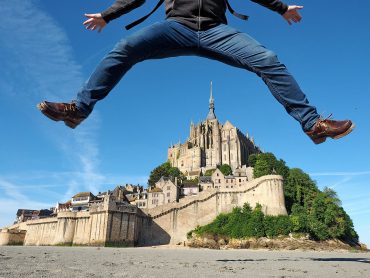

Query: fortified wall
<box><xmin>9</xmin><ymin>197</ymin><xmax>146</xmax><ymax>247</ymax></box>
<box><xmin>1</xmin><ymin>175</ymin><xmax>286</xmax><ymax>247</ymax></box>
<box><xmin>139</xmin><ymin>175</ymin><xmax>286</xmax><ymax>245</ymax></box>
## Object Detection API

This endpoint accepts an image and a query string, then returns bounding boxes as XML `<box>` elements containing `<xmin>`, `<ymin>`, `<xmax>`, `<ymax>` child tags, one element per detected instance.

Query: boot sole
<box><xmin>332</xmin><ymin>123</ymin><xmax>356</xmax><ymax>140</ymax></box>
<box><xmin>64</xmin><ymin>120</ymin><xmax>78</xmax><ymax>129</ymax></box>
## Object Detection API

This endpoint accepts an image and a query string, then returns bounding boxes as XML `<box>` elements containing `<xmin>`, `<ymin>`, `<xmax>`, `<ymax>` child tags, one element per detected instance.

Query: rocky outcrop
<box><xmin>187</xmin><ymin>234</ymin><xmax>368</xmax><ymax>251</ymax></box>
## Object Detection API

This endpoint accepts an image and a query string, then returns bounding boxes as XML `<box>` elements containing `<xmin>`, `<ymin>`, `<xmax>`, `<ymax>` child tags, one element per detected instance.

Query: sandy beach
<box><xmin>0</xmin><ymin>246</ymin><xmax>369</xmax><ymax>278</ymax></box>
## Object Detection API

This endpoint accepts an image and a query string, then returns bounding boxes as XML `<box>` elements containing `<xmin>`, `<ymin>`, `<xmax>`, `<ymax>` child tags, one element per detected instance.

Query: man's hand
<box><xmin>83</xmin><ymin>13</ymin><xmax>107</xmax><ymax>32</ymax></box>
<box><xmin>282</xmin><ymin>6</ymin><xmax>303</xmax><ymax>25</ymax></box>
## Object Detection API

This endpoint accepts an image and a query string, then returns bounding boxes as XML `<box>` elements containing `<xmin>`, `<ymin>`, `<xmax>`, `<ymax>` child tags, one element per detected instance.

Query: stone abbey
<box><xmin>168</xmin><ymin>82</ymin><xmax>260</xmax><ymax>173</ymax></box>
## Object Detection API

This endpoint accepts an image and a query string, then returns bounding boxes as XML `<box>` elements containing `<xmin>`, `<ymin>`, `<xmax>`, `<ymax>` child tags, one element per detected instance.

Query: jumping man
<box><xmin>37</xmin><ymin>0</ymin><xmax>355</xmax><ymax>144</ymax></box>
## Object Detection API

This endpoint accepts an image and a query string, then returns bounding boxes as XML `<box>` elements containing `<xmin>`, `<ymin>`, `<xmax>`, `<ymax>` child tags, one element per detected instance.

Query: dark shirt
<box><xmin>101</xmin><ymin>0</ymin><xmax>288</xmax><ymax>31</ymax></box>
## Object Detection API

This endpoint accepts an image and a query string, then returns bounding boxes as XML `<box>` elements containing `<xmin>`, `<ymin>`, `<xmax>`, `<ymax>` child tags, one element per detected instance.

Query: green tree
<box><xmin>290</xmin><ymin>204</ymin><xmax>308</xmax><ymax>232</ymax></box>
<box><xmin>248</xmin><ymin>154</ymin><xmax>257</xmax><ymax>167</ymax></box>
<box><xmin>247</xmin><ymin>204</ymin><xmax>265</xmax><ymax>237</ymax></box>
<box><xmin>218</xmin><ymin>164</ymin><xmax>232</xmax><ymax>176</ymax></box>
<box><xmin>253</xmin><ymin>159</ymin><xmax>270</xmax><ymax>178</ymax></box>
<box><xmin>148</xmin><ymin>161</ymin><xmax>184</xmax><ymax>187</ymax></box>
<box><xmin>284</xmin><ymin>168</ymin><xmax>319</xmax><ymax>213</ymax></box>
<box><xmin>252</xmin><ymin>153</ymin><xmax>289</xmax><ymax>179</ymax></box>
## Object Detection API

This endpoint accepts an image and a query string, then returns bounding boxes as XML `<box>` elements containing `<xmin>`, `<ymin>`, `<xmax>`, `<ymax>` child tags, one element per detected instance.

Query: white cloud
<box><xmin>0</xmin><ymin>178</ymin><xmax>53</xmax><ymax>228</ymax></box>
<box><xmin>0</xmin><ymin>0</ymin><xmax>110</xmax><ymax>225</ymax></box>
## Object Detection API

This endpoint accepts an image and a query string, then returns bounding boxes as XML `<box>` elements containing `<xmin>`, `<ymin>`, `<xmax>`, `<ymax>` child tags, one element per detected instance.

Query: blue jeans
<box><xmin>76</xmin><ymin>20</ymin><xmax>319</xmax><ymax>131</ymax></box>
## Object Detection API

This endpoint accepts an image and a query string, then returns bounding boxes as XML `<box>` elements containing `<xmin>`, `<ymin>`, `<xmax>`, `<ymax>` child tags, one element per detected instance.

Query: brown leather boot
<box><xmin>37</xmin><ymin>101</ymin><xmax>86</xmax><ymax>129</ymax></box>
<box><xmin>305</xmin><ymin>115</ymin><xmax>355</xmax><ymax>144</ymax></box>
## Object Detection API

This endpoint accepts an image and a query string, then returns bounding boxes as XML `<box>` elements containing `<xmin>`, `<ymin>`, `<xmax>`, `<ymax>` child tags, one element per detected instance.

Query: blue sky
<box><xmin>1</xmin><ymin>0</ymin><xmax>369</xmax><ymax>245</ymax></box>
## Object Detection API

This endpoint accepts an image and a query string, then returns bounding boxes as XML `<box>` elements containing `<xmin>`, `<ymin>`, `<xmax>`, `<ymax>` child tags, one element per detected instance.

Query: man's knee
<box><xmin>260</xmin><ymin>50</ymin><xmax>280</xmax><ymax>66</ymax></box>
<box><xmin>106</xmin><ymin>37</ymin><xmax>145</xmax><ymax>63</ymax></box>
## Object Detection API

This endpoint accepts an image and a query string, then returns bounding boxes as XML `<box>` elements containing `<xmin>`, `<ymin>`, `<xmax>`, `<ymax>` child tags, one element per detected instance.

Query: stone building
<box><xmin>16</xmin><ymin>209</ymin><xmax>38</xmax><ymax>223</ymax></box>
<box><xmin>147</xmin><ymin>177</ymin><xmax>180</xmax><ymax>209</ymax></box>
<box><xmin>182</xmin><ymin>181</ymin><xmax>199</xmax><ymax>196</ymax></box>
<box><xmin>198</xmin><ymin>166</ymin><xmax>254</xmax><ymax>191</ymax></box>
<box><xmin>15</xmin><ymin>209</ymin><xmax>53</xmax><ymax>224</ymax></box>
<box><xmin>71</xmin><ymin>192</ymin><xmax>96</xmax><ymax>212</ymax></box>
<box><xmin>168</xmin><ymin>82</ymin><xmax>260</xmax><ymax>173</ymax></box>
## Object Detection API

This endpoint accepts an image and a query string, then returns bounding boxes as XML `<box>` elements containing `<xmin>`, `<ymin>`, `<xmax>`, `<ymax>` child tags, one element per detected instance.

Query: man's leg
<box><xmin>38</xmin><ymin>20</ymin><xmax>198</xmax><ymax>127</ymax></box>
<box><xmin>199</xmin><ymin>24</ymin><xmax>318</xmax><ymax>132</ymax></box>
<box><xmin>198</xmin><ymin>24</ymin><xmax>354</xmax><ymax>143</ymax></box>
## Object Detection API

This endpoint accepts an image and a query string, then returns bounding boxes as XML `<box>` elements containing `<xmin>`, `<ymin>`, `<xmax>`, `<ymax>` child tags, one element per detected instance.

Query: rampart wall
<box><xmin>139</xmin><ymin>175</ymin><xmax>287</xmax><ymax>245</ymax></box>
<box><xmin>22</xmin><ymin>204</ymin><xmax>142</xmax><ymax>246</ymax></box>
<box><xmin>0</xmin><ymin>229</ymin><xmax>26</xmax><ymax>245</ymax></box>
<box><xmin>2</xmin><ymin>175</ymin><xmax>286</xmax><ymax>247</ymax></box>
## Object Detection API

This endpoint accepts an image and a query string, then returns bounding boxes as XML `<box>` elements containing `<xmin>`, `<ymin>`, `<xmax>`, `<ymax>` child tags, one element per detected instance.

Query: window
<box><xmin>167</xmin><ymin>192</ymin><xmax>170</xmax><ymax>197</ymax></box>
<box><xmin>226</xmin><ymin>179</ymin><xmax>228</xmax><ymax>183</ymax></box>
<box><xmin>217</xmin><ymin>173</ymin><xmax>219</xmax><ymax>176</ymax></box>
<box><xmin>239</xmin><ymin>179</ymin><xmax>241</xmax><ymax>182</ymax></box>
<box><xmin>167</xmin><ymin>186</ymin><xmax>171</xmax><ymax>190</ymax></box>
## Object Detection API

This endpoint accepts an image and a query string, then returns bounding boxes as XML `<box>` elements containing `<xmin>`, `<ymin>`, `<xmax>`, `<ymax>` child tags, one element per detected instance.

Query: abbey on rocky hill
<box><xmin>168</xmin><ymin>82</ymin><xmax>260</xmax><ymax>174</ymax></box>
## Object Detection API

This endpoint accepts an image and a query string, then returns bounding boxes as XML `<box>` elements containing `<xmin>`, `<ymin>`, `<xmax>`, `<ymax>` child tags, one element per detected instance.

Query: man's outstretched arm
<box><xmin>251</xmin><ymin>0</ymin><xmax>304</xmax><ymax>25</ymax></box>
<box><xmin>83</xmin><ymin>0</ymin><xmax>146</xmax><ymax>32</ymax></box>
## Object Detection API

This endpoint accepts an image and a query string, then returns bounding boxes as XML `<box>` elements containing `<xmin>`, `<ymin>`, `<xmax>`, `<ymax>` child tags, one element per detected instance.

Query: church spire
<box><xmin>206</xmin><ymin>81</ymin><xmax>216</xmax><ymax>120</ymax></box>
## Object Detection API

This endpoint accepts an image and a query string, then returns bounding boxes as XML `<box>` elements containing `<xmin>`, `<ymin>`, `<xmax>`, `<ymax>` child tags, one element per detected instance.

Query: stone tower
<box><xmin>168</xmin><ymin>82</ymin><xmax>260</xmax><ymax>173</ymax></box>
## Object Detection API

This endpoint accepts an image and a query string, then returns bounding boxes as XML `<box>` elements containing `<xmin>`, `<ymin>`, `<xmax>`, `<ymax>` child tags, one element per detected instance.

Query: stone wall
<box><xmin>3</xmin><ymin>175</ymin><xmax>286</xmax><ymax>247</ymax></box>
<box><xmin>22</xmin><ymin>202</ymin><xmax>141</xmax><ymax>246</ymax></box>
<box><xmin>139</xmin><ymin>175</ymin><xmax>287</xmax><ymax>245</ymax></box>
<box><xmin>0</xmin><ymin>229</ymin><xmax>26</xmax><ymax>246</ymax></box>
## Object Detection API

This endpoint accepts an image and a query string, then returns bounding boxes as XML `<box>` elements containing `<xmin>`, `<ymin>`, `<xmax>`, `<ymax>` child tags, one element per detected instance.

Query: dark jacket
<box><xmin>101</xmin><ymin>0</ymin><xmax>288</xmax><ymax>31</ymax></box>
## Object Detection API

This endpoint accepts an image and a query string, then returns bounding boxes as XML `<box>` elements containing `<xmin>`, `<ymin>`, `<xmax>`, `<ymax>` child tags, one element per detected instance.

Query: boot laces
<box><xmin>63</xmin><ymin>102</ymin><xmax>77</xmax><ymax>113</ymax></box>
<box><xmin>318</xmin><ymin>113</ymin><xmax>333</xmax><ymax>123</ymax></box>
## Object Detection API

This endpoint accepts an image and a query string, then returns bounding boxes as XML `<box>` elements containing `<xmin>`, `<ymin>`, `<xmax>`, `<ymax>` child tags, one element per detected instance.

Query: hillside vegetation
<box><xmin>190</xmin><ymin>153</ymin><xmax>359</xmax><ymax>245</ymax></box>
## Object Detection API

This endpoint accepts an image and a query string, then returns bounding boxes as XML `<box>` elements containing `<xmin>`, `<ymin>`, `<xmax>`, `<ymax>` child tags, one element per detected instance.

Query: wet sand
<box><xmin>0</xmin><ymin>245</ymin><xmax>369</xmax><ymax>278</ymax></box>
